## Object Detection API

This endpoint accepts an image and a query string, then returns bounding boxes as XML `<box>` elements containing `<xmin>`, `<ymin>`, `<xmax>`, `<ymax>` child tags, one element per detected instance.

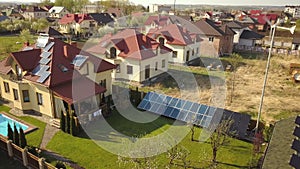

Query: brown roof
<box><xmin>220</xmin><ymin>25</ymin><xmax>235</xmax><ymax>36</ymax></box>
<box><xmin>194</xmin><ymin>19</ymin><xmax>225</xmax><ymax>36</ymax></box>
<box><xmin>51</xmin><ymin>76</ymin><xmax>106</xmax><ymax>104</ymax></box>
<box><xmin>87</xmin><ymin>29</ymin><xmax>172</xmax><ymax>60</ymax></box>
<box><xmin>0</xmin><ymin>58</ymin><xmax>11</xmax><ymax>75</ymax></box>
<box><xmin>10</xmin><ymin>49</ymin><xmax>41</xmax><ymax>71</ymax></box>
<box><xmin>144</xmin><ymin>15</ymin><xmax>170</xmax><ymax>26</ymax></box>
<box><xmin>149</xmin><ymin>24</ymin><xmax>201</xmax><ymax>46</ymax></box>
<box><xmin>59</xmin><ymin>14</ymin><xmax>92</xmax><ymax>24</ymax></box>
<box><xmin>225</xmin><ymin>21</ymin><xmax>245</xmax><ymax>29</ymax></box>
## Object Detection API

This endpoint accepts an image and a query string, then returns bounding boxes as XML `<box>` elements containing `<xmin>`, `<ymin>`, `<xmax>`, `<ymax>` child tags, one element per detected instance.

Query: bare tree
<box><xmin>210</xmin><ymin>118</ymin><xmax>234</xmax><ymax>164</ymax></box>
<box><xmin>227</xmin><ymin>53</ymin><xmax>243</xmax><ymax>104</ymax></box>
<box><xmin>166</xmin><ymin>145</ymin><xmax>191</xmax><ymax>169</ymax></box>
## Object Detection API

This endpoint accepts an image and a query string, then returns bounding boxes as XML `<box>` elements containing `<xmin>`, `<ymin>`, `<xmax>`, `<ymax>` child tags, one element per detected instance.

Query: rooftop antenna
<box><xmin>255</xmin><ymin>18</ymin><xmax>296</xmax><ymax>135</ymax></box>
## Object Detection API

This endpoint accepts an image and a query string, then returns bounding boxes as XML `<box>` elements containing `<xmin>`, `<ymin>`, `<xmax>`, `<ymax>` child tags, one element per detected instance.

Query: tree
<box><xmin>210</xmin><ymin>118</ymin><xmax>234</xmax><ymax>164</ymax></box>
<box><xmin>296</xmin><ymin>19</ymin><xmax>300</xmax><ymax>29</ymax></box>
<box><xmin>20</xmin><ymin>29</ymin><xmax>32</xmax><ymax>43</ymax></box>
<box><xmin>65</xmin><ymin>111</ymin><xmax>70</xmax><ymax>134</ymax></box>
<box><xmin>6</xmin><ymin>24</ymin><xmax>14</xmax><ymax>34</ymax></box>
<box><xmin>13</xmin><ymin>124</ymin><xmax>20</xmax><ymax>146</ymax></box>
<box><xmin>60</xmin><ymin>111</ymin><xmax>66</xmax><ymax>132</ymax></box>
<box><xmin>227</xmin><ymin>53</ymin><xmax>243</xmax><ymax>104</ymax></box>
<box><xmin>7</xmin><ymin>123</ymin><xmax>13</xmax><ymax>141</ymax></box>
<box><xmin>166</xmin><ymin>145</ymin><xmax>191</xmax><ymax>168</ymax></box>
<box><xmin>19</xmin><ymin>128</ymin><xmax>27</xmax><ymax>148</ymax></box>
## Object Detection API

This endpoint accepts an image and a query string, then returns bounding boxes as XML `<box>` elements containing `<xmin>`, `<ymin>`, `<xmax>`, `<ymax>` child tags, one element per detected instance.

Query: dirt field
<box><xmin>138</xmin><ymin>53</ymin><xmax>300</xmax><ymax>124</ymax></box>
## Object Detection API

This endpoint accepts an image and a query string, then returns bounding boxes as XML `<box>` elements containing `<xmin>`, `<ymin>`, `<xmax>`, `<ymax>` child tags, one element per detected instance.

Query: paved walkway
<box><xmin>39</xmin><ymin>124</ymin><xmax>59</xmax><ymax>149</ymax></box>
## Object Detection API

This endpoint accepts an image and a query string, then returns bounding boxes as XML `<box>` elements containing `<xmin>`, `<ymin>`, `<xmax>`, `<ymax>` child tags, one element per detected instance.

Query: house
<box><xmin>284</xmin><ymin>5</ymin><xmax>300</xmax><ymax>18</ymax></box>
<box><xmin>0</xmin><ymin>35</ymin><xmax>115</xmax><ymax>118</ymax></box>
<box><xmin>86</xmin><ymin>29</ymin><xmax>172</xmax><ymax>82</ymax></box>
<box><xmin>225</xmin><ymin>21</ymin><xmax>246</xmax><ymax>44</ymax></box>
<box><xmin>148</xmin><ymin>4</ymin><xmax>172</xmax><ymax>13</ymax></box>
<box><xmin>89</xmin><ymin>13</ymin><xmax>114</xmax><ymax>27</ymax></box>
<box><xmin>238</xmin><ymin>30</ymin><xmax>264</xmax><ymax>47</ymax></box>
<box><xmin>58</xmin><ymin>14</ymin><xmax>94</xmax><ymax>37</ymax></box>
<box><xmin>292</xmin><ymin>37</ymin><xmax>300</xmax><ymax>50</ymax></box>
<box><xmin>107</xmin><ymin>8</ymin><xmax>123</xmax><ymax>18</ymax></box>
<box><xmin>194</xmin><ymin>19</ymin><xmax>235</xmax><ymax>57</ymax></box>
<box><xmin>48</xmin><ymin>6</ymin><xmax>69</xmax><ymax>19</ymax></box>
<box><xmin>39</xmin><ymin>27</ymin><xmax>66</xmax><ymax>40</ymax></box>
<box><xmin>82</xmin><ymin>4</ymin><xmax>102</xmax><ymax>13</ymax></box>
<box><xmin>144</xmin><ymin>15</ymin><xmax>171</xmax><ymax>33</ymax></box>
<box><xmin>251</xmin><ymin>14</ymin><xmax>278</xmax><ymax>31</ymax></box>
<box><xmin>237</xmin><ymin>15</ymin><xmax>258</xmax><ymax>30</ymax></box>
<box><xmin>148</xmin><ymin>24</ymin><xmax>202</xmax><ymax>64</ymax></box>
<box><xmin>21</xmin><ymin>6</ymin><xmax>49</xmax><ymax>20</ymax></box>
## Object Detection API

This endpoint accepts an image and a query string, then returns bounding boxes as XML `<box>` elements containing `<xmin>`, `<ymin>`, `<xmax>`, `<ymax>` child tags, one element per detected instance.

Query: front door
<box><xmin>145</xmin><ymin>65</ymin><xmax>150</xmax><ymax>80</ymax></box>
<box><xmin>186</xmin><ymin>50</ymin><xmax>190</xmax><ymax>62</ymax></box>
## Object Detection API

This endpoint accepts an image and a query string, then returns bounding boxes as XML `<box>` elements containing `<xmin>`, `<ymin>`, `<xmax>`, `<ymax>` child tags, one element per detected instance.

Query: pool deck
<box><xmin>0</xmin><ymin>111</ymin><xmax>38</xmax><ymax>135</ymax></box>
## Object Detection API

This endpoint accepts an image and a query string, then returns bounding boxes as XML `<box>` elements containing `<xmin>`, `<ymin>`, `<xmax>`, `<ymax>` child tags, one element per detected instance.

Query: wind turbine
<box><xmin>255</xmin><ymin>18</ymin><xmax>296</xmax><ymax>135</ymax></box>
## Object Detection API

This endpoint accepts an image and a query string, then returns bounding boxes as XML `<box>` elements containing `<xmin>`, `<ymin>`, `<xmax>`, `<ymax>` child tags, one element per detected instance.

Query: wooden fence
<box><xmin>0</xmin><ymin>135</ymin><xmax>56</xmax><ymax>169</ymax></box>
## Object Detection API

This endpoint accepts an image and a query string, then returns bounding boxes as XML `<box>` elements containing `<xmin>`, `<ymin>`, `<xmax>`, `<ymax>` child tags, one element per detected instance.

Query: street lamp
<box><xmin>255</xmin><ymin>20</ymin><xmax>296</xmax><ymax>135</ymax></box>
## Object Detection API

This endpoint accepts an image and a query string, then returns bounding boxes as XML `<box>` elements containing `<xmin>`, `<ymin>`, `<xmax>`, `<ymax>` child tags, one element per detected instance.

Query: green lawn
<box><xmin>47</xmin><ymin>111</ymin><xmax>253</xmax><ymax>169</ymax></box>
<box><xmin>0</xmin><ymin>105</ymin><xmax>46</xmax><ymax>147</ymax></box>
<box><xmin>0</xmin><ymin>35</ymin><xmax>36</xmax><ymax>60</ymax></box>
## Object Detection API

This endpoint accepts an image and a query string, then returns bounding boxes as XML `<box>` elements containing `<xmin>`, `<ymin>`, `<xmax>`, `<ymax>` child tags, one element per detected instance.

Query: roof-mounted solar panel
<box><xmin>39</xmin><ymin>57</ymin><xmax>51</xmax><ymax>65</ymax></box>
<box><xmin>71</xmin><ymin>55</ymin><xmax>88</xmax><ymax>68</ymax></box>
<box><xmin>43</xmin><ymin>42</ymin><xmax>55</xmax><ymax>52</ymax></box>
<box><xmin>32</xmin><ymin>65</ymin><xmax>50</xmax><ymax>75</ymax></box>
<box><xmin>40</xmin><ymin>51</ymin><xmax>52</xmax><ymax>58</ymax></box>
<box><xmin>37</xmin><ymin>71</ymin><xmax>51</xmax><ymax>83</ymax></box>
<box><xmin>36</xmin><ymin>34</ymin><xmax>49</xmax><ymax>48</ymax></box>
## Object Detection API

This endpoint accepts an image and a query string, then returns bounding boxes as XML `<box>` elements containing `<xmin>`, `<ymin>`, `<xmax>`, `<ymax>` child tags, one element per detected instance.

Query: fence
<box><xmin>0</xmin><ymin>135</ymin><xmax>56</xmax><ymax>169</ymax></box>
<box><xmin>234</xmin><ymin>45</ymin><xmax>300</xmax><ymax>56</ymax></box>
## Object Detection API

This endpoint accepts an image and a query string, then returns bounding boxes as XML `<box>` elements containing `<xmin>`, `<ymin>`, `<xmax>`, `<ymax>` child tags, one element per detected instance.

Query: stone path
<box><xmin>39</xmin><ymin>124</ymin><xmax>59</xmax><ymax>149</ymax></box>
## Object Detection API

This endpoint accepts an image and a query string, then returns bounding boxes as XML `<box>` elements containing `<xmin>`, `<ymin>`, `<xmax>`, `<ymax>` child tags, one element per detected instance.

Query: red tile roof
<box><xmin>249</xmin><ymin>10</ymin><xmax>262</xmax><ymax>15</ymax></box>
<box><xmin>10</xmin><ymin>49</ymin><xmax>41</xmax><ymax>71</ymax></box>
<box><xmin>251</xmin><ymin>14</ymin><xmax>278</xmax><ymax>25</ymax></box>
<box><xmin>87</xmin><ymin>29</ymin><xmax>172</xmax><ymax>60</ymax></box>
<box><xmin>144</xmin><ymin>15</ymin><xmax>170</xmax><ymax>27</ymax></box>
<box><xmin>0</xmin><ymin>58</ymin><xmax>12</xmax><ymax>75</ymax></box>
<box><xmin>59</xmin><ymin>14</ymin><xmax>92</xmax><ymax>24</ymax></box>
<box><xmin>149</xmin><ymin>24</ymin><xmax>201</xmax><ymax>46</ymax></box>
<box><xmin>51</xmin><ymin>76</ymin><xmax>106</xmax><ymax>104</ymax></box>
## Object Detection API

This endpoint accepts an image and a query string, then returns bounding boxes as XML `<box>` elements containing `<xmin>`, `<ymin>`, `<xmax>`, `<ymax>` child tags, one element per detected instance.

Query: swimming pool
<box><xmin>0</xmin><ymin>114</ymin><xmax>29</xmax><ymax>137</ymax></box>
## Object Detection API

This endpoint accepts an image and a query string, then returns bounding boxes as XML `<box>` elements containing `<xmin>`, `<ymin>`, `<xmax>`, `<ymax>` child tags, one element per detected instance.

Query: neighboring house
<box><xmin>48</xmin><ymin>6</ymin><xmax>69</xmax><ymax>19</ymax></box>
<box><xmin>225</xmin><ymin>21</ymin><xmax>246</xmax><ymax>44</ymax></box>
<box><xmin>0</xmin><ymin>35</ymin><xmax>115</xmax><ymax>118</ymax></box>
<box><xmin>144</xmin><ymin>15</ymin><xmax>171</xmax><ymax>33</ymax></box>
<box><xmin>251</xmin><ymin>14</ymin><xmax>278</xmax><ymax>32</ymax></box>
<box><xmin>107</xmin><ymin>8</ymin><xmax>123</xmax><ymax>18</ymax></box>
<box><xmin>284</xmin><ymin>5</ymin><xmax>300</xmax><ymax>18</ymax></box>
<box><xmin>89</xmin><ymin>13</ymin><xmax>114</xmax><ymax>27</ymax></box>
<box><xmin>21</xmin><ymin>6</ymin><xmax>49</xmax><ymax>20</ymax></box>
<box><xmin>87</xmin><ymin>29</ymin><xmax>172</xmax><ymax>82</ymax></box>
<box><xmin>82</xmin><ymin>4</ymin><xmax>102</xmax><ymax>13</ymax></box>
<box><xmin>1</xmin><ymin>8</ymin><xmax>24</xmax><ymax>20</ymax></box>
<box><xmin>238</xmin><ymin>30</ymin><xmax>264</xmax><ymax>47</ymax></box>
<box><xmin>148</xmin><ymin>24</ymin><xmax>202</xmax><ymax>64</ymax></box>
<box><xmin>237</xmin><ymin>15</ymin><xmax>258</xmax><ymax>31</ymax></box>
<box><xmin>292</xmin><ymin>37</ymin><xmax>300</xmax><ymax>50</ymax></box>
<box><xmin>194</xmin><ymin>19</ymin><xmax>235</xmax><ymax>57</ymax></box>
<box><xmin>148</xmin><ymin>4</ymin><xmax>172</xmax><ymax>13</ymax></box>
<box><xmin>39</xmin><ymin>27</ymin><xmax>66</xmax><ymax>40</ymax></box>
<box><xmin>58</xmin><ymin>14</ymin><xmax>94</xmax><ymax>36</ymax></box>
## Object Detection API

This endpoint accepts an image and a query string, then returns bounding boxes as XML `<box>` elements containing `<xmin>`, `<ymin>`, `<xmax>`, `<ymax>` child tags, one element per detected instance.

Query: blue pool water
<box><xmin>0</xmin><ymin>114</ymin><xmax>29</xmax><ymax>136</ymax></box>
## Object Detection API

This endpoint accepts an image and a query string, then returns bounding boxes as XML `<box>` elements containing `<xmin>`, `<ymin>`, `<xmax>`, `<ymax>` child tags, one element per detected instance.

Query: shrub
<box><xmin>55</xmin><ymin>161</ymin><xmax>66</xmax><ymax>169</ymax></box>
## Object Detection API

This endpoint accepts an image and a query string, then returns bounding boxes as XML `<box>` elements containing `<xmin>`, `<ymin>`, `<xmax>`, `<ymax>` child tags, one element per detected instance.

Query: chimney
<box><xmin>24</xmin><ymin>41</ymin><xmax>29</xmax><ymax>47</ymax></box>
<box><xmin>63</xmin><ymin>45</ymin><xmax>69</xmax><ymax>58</ymax></box>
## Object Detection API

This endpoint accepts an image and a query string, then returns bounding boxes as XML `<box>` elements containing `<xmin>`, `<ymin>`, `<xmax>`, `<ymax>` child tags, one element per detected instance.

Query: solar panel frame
<box><xmin>169</xmin><ymin>98</ymin><xmax>178</xmax><ymax>107</ymax></box>
<box><xmin>43</xmin><ymin>42</ymin><xmax>55</xmax><ymax>52</ymax></box>
<box><xmin>40</xmin><ymin>51</ymin><xmax>52</xmax><ymax>58</ymax></box>
<box><xmin>190</xmin><ymin>103</ymin><xmax>200</xmax><ymax>112</ymax></box>
<box><xmin>198</xmin><ymin>105</ymin><xmax>208</xmax><ymax>115</ymax></box>
<box><xmin>178</xmin><ymin>110</ymin><xmax>188</xmax><ymax>121</ymax></box>
<box><xmin>183</xmin><ymin>101</ymin><xmax>193</xmax><ymax>110</ymax></box>
<box><xmin>39</xmin><ymin>57</ymin><xmax>51</xmax><ymax>65</ymax></box>
<box><xmin>37</xmin><ymin>71</ymin><xmax>51</xmax><ymax>83</ymax></box>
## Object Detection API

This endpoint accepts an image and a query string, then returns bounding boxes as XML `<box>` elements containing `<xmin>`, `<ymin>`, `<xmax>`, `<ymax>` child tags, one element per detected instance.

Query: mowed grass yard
<box><xmin>47</xmin><ymin>111</ymin><xmax>254</xmax><ymax>169</ymax></box>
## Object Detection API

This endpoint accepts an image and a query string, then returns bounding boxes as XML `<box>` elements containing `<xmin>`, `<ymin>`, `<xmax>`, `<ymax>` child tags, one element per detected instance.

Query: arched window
<box><xmin>110</xmin><ymin>47</ymin><xmax>117</xmax><ymax>59</ymax></box>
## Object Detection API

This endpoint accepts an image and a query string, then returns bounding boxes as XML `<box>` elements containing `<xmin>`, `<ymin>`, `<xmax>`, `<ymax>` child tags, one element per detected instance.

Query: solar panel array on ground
<box><xmin>138</xmin><ymin>92</ymin><xmax>251</xmax><ymax>138</ymax></box>
<box><xmin>290</xmin><ymin>115</ymin><xmax>300</xmax><ymax>169</ymax></box>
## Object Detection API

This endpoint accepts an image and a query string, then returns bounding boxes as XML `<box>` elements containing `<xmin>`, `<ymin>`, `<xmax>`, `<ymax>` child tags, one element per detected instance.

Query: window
<box><xmin>159</xmin><ymin>37</ymin><xmax>165</xmax><ymax>46</ymax></box>
<box><xmin>172</xmin><ymin>51</ymin><xmax>178</xmax><ymax>58</ymax></box>
<box><xmin>162</xmin><ymin>59</ymin><xmax>166</xmax><ymax>68</ymax></box>
<box><xmin>192</xmin><ymin>49</ymin><xmax>195</xmax><ymax>56</ymax></box>
<box><xmin>22</xmin><ymin>90</ymin><xmax>30</xmax><ymax>102</ymax></box>
<box><xmin>116</xmin><ymin>64</ymin><xmax>120</xmax><ymax>73</ymax></box>
<box><xmin>196</xmin><ymin>47</ymin><xmax>199</xmax><ymax>54</ymax></box>
<box><xmin>100</xmin><ymin>79</ymin><xmax>107</xmax><ymax>88</ymax></box>
<box><xmin>15</xmin><ymin>64</ymin><xmax>22</xmax><ymax>78</ymax></box>
<box><xmin>127</xmin><ymin>65</ymin><xmax>133</xmax><ymax>74</ymax></box>
<box><xmin>13</xmin><ymin>89</ymin><xmax>18</xmax><ymax>100</ymax></box>
<box><xmin>36</xmin><ymin>92</ymin><xmax>43</xmax><ymax>105</ymax></box>
<box><xmin>209</xmin><ymin>37</ymin><xmax>214</xmax><ymax>42</ymax></box>
<box><xmin>155</xmin><ymin>62</ymin><xmax>158</xmax><ymax>71</ymax></box>
<box><xmin>110</xmin><ymin>47</ymin><xmax>117</xmax><ymax>59</ymax></box>
<box><xmin>3</xmin><ymin>82</ymin><xmax>9</xmax><ymax>93</ymax></box>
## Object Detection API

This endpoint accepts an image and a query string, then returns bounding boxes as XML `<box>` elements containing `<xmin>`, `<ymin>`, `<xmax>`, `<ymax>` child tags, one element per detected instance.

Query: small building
<box><xmin>58</xmin><ymin>14</ymin><xmax>94</xmax><ymax>37</ymax></box>
<box><xmin>89</xmin><ymin>13</ymin><xmax>114</xmax><ymax>27</ymax></box>
<box><xmin>238</xmin><ymin>30</ymin><xmax>264</xmax><ymax>47</ymax></box>
<box><xmin>148</xmin><ymin>4</ymin><xmax>172</xmax><ymax>13</ymax></box>
<box><xmin>292</xmin><ymin>37</ymin><xmax>300</xmax><ymax>50</ymax></box>
<box><xmin>284</xmin><ymin>5</ymin><xmax>300</xmax><ymax>18</ymax></box>
<box><xmin>87</xmin><ymin>29</ymin><xmax>172</xmax><ymax>82</ymax></box>
<box><xmin>48</xmin><ymin>6</ymin><xmax>69</xmax><ymax>19</ymax></box>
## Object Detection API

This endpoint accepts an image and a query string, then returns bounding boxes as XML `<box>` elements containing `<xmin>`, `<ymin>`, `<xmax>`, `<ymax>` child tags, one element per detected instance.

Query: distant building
<box><xmin>292</xmin><ymin>37</ymin><xmax>300</xmax><ymax>50</ymax></box>
<box><xmin>284</xmin><ymin>5</ymin><xmax>300</xmax><ymax>18</ymax></box>
<box><xmin>21</xmin><ymin>6</ymin><xmax>49</xmax><ymax>20</ymax></box>
<box><xmin>58</xmin><ymin>14</ymin><xmax>94</xmax><ymax>37</ymax></box>
<box><xmin>144</xmin><ymin>15</ymin><xmax>171</xmax><ymax>33</ymax></box>
<box><xmin>149</xmin><ymin>4</ymin><xmax>172</xmax><ymax>13</ymax></box>
<box><xmin>48</xmin><ymin>6</ymin><xmax>69</xmax><ymax>19</ymax></box>
<box><xmin>82</xmin><ymin>4</ymin><xmax>102</xmax><ymax>13</ymax></box>
<box><xmin>89</xmin><ymin>13</ymin><xmax>114</xmax><ymax>27</ymax></box>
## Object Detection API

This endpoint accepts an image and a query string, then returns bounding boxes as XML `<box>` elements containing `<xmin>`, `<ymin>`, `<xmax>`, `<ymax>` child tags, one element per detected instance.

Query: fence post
<box><xmin>6</xmin><ymin>140</ymin><xmax>13</xmax><ymax>157</ymax></box>
<box><xmin>22</xmin><ymin>148</ymin><xmax>28</xmax><ymax>167</ymax></box>
<box><xmin>39</xmin><ymin>157</ymin><xmax>45</xmax><ymax>169</ymax></box>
